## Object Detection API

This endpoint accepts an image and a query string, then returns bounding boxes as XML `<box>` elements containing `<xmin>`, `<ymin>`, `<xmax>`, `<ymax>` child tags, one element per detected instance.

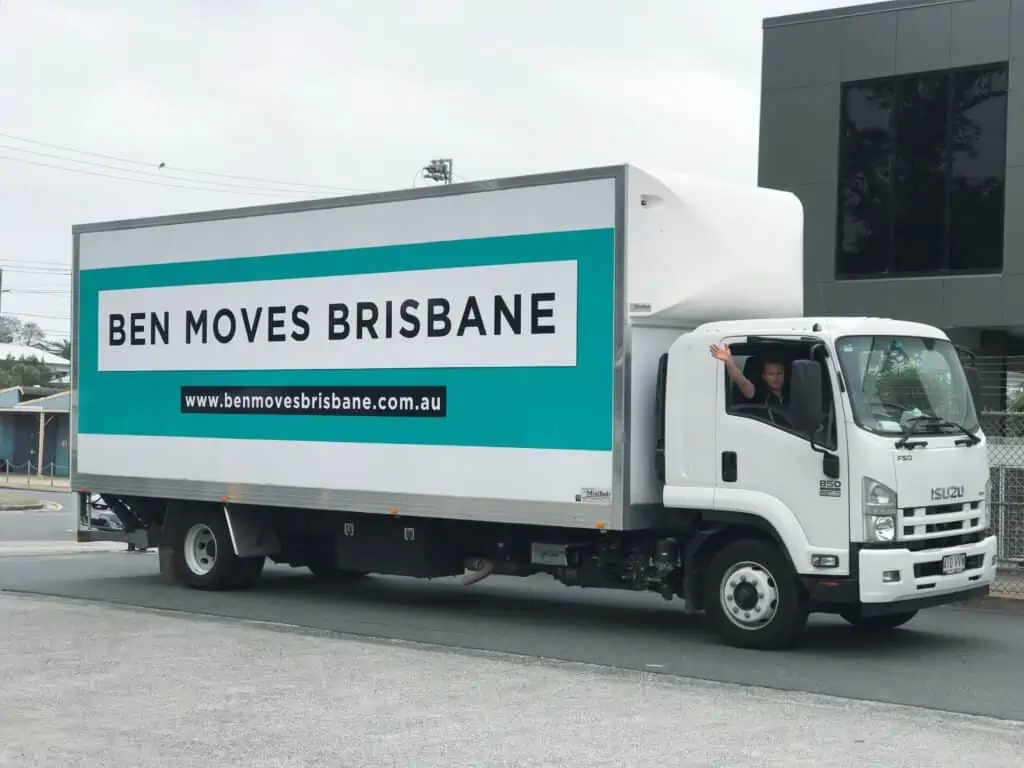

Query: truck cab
<box><xmin>659</xmin><ymin>316</ymin><xmax>997</xmax><ymax>646</ymax></box>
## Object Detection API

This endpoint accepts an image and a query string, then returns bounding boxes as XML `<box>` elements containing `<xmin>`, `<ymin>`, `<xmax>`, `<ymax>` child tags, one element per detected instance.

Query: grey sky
<box><xmin>0</xmin><ymin>0</ymin><xmax>881</xmax><ymax>343</ymax></box>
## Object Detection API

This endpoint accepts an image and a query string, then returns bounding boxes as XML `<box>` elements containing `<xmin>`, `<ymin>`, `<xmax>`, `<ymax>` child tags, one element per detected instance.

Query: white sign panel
<box><xmin>97</xmin><ymin>260</ymin><xmax>579</xmax><ymax>372</ymax></box>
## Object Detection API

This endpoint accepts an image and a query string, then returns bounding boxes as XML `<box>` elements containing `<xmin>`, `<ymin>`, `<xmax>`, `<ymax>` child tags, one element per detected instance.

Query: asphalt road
<box><xmin>1</xmin><ymin>550</ymin><xmax>1023</xmax><ymax>722</ymax></box>
<box><xmin>0</xmin><ymin>488</ymin><xmax>73</xmax><ymax>542</ymax></box>
<box><xmin>6</xmin><ymin>593</ymin><xmax>1024</xmax><ymax>768</ymax></box>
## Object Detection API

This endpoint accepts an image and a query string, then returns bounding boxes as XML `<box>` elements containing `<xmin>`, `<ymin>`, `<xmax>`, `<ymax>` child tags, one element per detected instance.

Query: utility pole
<box><xmin>423</xmin><ymin>158</ymin><xmax>454</xmax><ymax>184</ymax></box>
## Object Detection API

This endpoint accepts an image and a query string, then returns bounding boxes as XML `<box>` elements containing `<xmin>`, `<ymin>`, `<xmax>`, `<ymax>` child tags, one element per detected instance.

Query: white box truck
<box><xmin>72</xmin><ymin>164</ymin><xmax>998</xmax><ymax>649</ymax></box>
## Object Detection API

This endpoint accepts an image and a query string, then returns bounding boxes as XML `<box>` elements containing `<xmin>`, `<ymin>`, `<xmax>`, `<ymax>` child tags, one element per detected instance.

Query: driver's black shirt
<box><xmin>758</xmin><ymin>389</ymin><xmax>787</xmax><ymax>425</ymax></box>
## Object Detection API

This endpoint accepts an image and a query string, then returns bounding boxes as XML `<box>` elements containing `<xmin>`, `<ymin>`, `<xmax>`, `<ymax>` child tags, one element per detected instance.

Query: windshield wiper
<box><xmin>893</xmin><ymin>425</ymin><xmax>928</xmax><ymax>450</ymax></box>
<box><xmin>903</xmin><ymin>414</ymin><xmax>981</xmax><ymax>446</ymax></box>
<box><xmin>862</xmin><ymin>399</ymin><xmax>928</xmax><ymax>448</ymax></box>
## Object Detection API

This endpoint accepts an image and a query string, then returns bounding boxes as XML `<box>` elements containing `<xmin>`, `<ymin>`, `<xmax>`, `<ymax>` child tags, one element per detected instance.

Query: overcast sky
<box><xmin>0</xmin><ymin>0</ymin><xmax>883</xmax><ymax>343</ymax></box>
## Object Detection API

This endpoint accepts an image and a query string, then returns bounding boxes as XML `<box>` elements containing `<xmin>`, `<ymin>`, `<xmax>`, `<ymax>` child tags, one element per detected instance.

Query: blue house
<box><xmin>0</xmin><ymin>386</ymin><xmax>71</xmax><ymax>477</ymax></box>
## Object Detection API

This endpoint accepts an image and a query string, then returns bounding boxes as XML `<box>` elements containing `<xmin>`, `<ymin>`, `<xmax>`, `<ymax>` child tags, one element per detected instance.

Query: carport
<box><xmin>0</xmin><ymin>388</ymin><xmax>70</xmax><ymax>477</ymax></box>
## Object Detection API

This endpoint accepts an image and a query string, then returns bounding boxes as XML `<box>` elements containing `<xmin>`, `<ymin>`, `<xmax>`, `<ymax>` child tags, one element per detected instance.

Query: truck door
<box><xmin>713</xmin><ymin>335</ymin><xmax>852</xmax><ymax>575</ymax></box>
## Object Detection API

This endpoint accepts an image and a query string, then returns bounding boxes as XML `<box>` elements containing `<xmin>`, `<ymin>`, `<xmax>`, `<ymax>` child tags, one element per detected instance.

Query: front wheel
<box><xmin>703</xmin><ymin>538</ymin><xmax>808</xmax><ymax>650</ymax></box>
<box><xmin>840</xmin><ymin>608</ymin><xmax>918</xmax><ymax>631</ymax></box>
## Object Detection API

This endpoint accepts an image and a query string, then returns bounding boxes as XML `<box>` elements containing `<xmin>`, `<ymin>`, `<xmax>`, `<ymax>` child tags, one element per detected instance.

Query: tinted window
<box><xmin>836</xmin><ymin>63</ymin><xmax>1008</xmax><ymax>278</ymax></box>
<box><xmin>949</xmin><ymin>67</ymin><xmax>1008</xmax><ymax>272</ymax></box>
<box><xmin>837</xmin><ymin>82</ymin><xmax>893</xmax><ymax>276</ymax></box>
<box><xmin>892</xmin><ymin>74</ymin><xmax>948</xmax><ymax>274</ymax></box>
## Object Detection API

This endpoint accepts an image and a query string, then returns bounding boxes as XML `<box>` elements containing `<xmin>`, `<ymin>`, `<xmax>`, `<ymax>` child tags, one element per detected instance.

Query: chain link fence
<box><xmin>982</xmin><ymin>411</ymin><xmax>1024</xmax><ymax>598</ymax></box>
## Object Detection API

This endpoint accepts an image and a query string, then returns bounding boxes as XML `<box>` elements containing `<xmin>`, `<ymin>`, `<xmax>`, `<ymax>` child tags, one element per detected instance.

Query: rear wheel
<box><xmin>703</xmin><ymin>538</ymin><xmax>808</xmax><ymax>650</ymax></box>
<box><xmin>840</xmin><ymin>608</ymin><xmax>917</xmax><ymax>631</ymax></box>
<box><xmin>169</xmin><ymin>505</ymin><xmax>264</xmax><ymax>590</ymax></box>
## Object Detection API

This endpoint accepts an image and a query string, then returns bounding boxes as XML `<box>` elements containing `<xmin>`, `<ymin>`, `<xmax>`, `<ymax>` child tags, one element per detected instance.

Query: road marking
<box><xmin>645</xmin><ymin>664</ymin><xmax>664</xmax><ymax>669</ymax></box>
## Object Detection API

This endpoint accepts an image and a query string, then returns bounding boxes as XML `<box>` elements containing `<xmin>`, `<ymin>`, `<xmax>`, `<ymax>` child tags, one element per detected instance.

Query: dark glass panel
<box><xmin>948</xmin><ymin>65</ymin><xmax>1008</xmax><ymax>272</ymax></box>
<box><xmin>835</xmin><ymin>63</ymin><xmax>1009</xmax><ymax>279</ymax></box>
<box><xmin>837</xmin><ymin>81</ymin><xmax>894</xmax><ymax>276</ymax></box>
<box><xmin>892</xmin><ymin>73</ymin><xmax>949</xmax><ymax>274</ymax></box>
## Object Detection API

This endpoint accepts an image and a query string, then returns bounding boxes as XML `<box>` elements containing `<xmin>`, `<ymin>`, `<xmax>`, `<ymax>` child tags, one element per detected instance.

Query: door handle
<box><xmin>722</xmin><ymin>451</ymin><xmax>737</xmax><ymax>483</ymax></box>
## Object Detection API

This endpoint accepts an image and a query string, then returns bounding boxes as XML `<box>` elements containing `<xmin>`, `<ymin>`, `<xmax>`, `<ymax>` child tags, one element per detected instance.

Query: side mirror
<box><xmin>965</xmin><ymin>365</ymin><xmax>982</xmax><ymax>408</ymax></box>
<box><xmin>822</xmin><ymin>451</ymin><xmax>840</xmax><ymax>479</ymax></box>
<box><xmin>789</xmin><ymin>359</ymin><xmax>825</xmax><ymax>437</ymax></box>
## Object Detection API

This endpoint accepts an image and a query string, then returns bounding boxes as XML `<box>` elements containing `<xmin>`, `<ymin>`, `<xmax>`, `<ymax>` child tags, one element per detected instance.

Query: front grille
<box><xmin>900</xmin><ymin>500</ymin><xmax>985</xmax><ymax>551</ymax></box>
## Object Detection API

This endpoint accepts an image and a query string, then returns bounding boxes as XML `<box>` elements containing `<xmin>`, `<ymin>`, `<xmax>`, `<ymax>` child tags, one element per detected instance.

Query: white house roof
<box><xmin>0</xmin><ymin>343</ymin><xmax>69</xmax><ymax>368</ymax></box>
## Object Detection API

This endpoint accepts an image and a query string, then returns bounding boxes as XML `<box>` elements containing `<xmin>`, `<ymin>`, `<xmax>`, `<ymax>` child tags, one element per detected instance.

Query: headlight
<box><xmin>867</xmin><ymin>515</ymin><xmax>896</xmax><ymax>542</ymax></box>
<box><xmin>863</xmin><ymin>477</ymin><xmax>897</xmax><ymax>542</ymax></box>
<box><xmin>863</xmin><ymin>477</ymin><xmax>897</xmax><ymax>515</ymax></box>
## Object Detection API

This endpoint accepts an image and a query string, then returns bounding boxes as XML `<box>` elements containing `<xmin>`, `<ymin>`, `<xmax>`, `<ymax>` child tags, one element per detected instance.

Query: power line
<box><xmin>0</xmin><ymin>130</ymin><xmax>376</xmax><ymax>194</ymax></box>
<box><xmin>0</xmin><ymin>309</ymin><xmax>70</xmax><ymax>321</ymax></box>
<box><xmin>0</xmin><ymin>266</ymin><xmax>69</xmax><ymax>277</ymax></box>
<box><xmin>0</xmin><ymin>257</ymin><xmax>68</xmax><ymax>266</ymax></box>
<box><xmin>5</xmin><ymin>288</ymin><xmax>70</xmax><ymax>296</ymax></box>
<box><xmin>0</xmin><ymin>142</ymin><xmax>371</xmax><ymax>197</ymax></box>
<box><xmin>0</xmin><ymin>259</ymin><xmax>67</xmax><ymax>267</ymax></box>
<box><xmin>0</xmin><ymin>153</ymin><xmax>317</xmax><ymax>198</ymax></box>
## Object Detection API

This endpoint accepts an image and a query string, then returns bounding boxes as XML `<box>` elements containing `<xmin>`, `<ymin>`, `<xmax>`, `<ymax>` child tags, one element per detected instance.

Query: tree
<box><xmin>0</xmin><ymin>355</ymin><xmax>55</xmax><ymax>388</ymax></box>
<box><xmin>0</xmin><ymin>315</ymin><xmax>47</xmax><ymax>347</ymax></box>
<box><xmin>20</xmin><ymin>321</ymin><xmax>45</xmax><ymax>347</ymax></box>
<box><xmin>39</xmin><ymin>338</ymin><xmax>71</xmax><ymax>360</ymax></box>
<box><xmin>874</xmin><ymin>352</ymin><xmax>962</xmax><ymax>419</ymax></box>
<box><xmin>875</xmin><ymin>363</ymin><xmax>939</xmax><ymax>413</ymax></box>
<box><xmin>1004</xmin><ymin>388</ymin><xmax>1024</xmax><ymax>438</ymax></box>
<box><xmin>0</xmin><ymin>316</ymin><xmax>23</xmax><ymax>344</ymax></box>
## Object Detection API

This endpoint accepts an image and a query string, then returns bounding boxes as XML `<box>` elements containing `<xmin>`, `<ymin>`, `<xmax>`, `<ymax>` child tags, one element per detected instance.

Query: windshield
<box><xmin>834</xmin><ymin>335</ymin><xmax>979</xmax><ymax>438</ymax></box>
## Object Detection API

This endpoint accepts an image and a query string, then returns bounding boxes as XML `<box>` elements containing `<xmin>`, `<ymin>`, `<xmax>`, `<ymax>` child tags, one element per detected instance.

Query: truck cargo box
<box><xmin>71</xmin><ymin>164</ymin><xmax>802</xmax><ymax>531</ymax></box>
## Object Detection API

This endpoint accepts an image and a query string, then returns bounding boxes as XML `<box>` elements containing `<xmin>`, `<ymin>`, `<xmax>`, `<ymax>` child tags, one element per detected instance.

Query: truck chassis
<box><xmin>79</xmin><ymin>493</ymin><xmax>977</xmax><ymax>650</ymax></box>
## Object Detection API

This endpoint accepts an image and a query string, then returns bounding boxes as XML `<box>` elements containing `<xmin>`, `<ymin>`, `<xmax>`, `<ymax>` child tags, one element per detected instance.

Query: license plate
<box><xmin>942</xmin><ymin>552</ymin><xmax>967</xmax><ymax>575</ymax></box>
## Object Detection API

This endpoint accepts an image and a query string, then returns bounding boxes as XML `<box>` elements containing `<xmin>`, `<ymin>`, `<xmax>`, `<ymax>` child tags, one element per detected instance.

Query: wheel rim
<box><xmin>720</xmin><ymin>560</ymin><xmax>779</xmax><ymax>631</ymax></box>
<box><xmin>183</xmin><ymin>523</ymin><xmax>218</xmax><ymax>576</ymax></box>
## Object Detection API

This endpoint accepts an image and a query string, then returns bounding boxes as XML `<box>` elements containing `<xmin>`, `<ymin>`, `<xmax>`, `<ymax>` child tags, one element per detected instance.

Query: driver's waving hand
<box><xmin>710</xmin><ymin>344</ymin><xmax>788</xmax><ymax>417</ymax></box>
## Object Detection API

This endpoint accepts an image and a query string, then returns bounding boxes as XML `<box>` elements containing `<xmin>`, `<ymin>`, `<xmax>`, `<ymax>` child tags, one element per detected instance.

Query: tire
<box><xmin>703</xmin><ymin>538</ymin><xmax>808</xmax><ymax>650</ymax></box>
<box><xmin>169</xmin><ymin>505</ymin><xmax>263</xmax><ymax>590</ymax></box>
<box><xmin>840</xmin><ymin>608</ymin><xmax>917</xmax><ymax>631</ymax></box>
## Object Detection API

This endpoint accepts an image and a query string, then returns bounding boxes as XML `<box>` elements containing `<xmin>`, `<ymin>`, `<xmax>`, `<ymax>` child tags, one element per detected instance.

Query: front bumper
<box><xmin>859</xmin><ymin>534</ymin><xmax>998</xmax><ymax>605</ymax></box>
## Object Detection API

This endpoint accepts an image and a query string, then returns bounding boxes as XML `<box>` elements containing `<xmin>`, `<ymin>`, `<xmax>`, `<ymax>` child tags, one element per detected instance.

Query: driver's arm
<box><xmin>724</xmin><ymin>359</ymin><xmax>755</xmax><ymax>399</ymax></box>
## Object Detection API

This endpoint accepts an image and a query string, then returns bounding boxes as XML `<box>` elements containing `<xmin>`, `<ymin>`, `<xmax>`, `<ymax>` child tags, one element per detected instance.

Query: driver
<box><xmin>709</xmin><ymin>344</ymin><xmax>788</xmax><ymax>410</ymax></box>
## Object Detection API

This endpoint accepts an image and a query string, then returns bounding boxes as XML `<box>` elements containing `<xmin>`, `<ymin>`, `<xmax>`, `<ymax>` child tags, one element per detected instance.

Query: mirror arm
<box><xmin>809</xmin><ymin>435</ymin><xmax>833</xmax><ymax>457</ymax></box>
<box><xmin>807</xmin><ymin>417</ymin><xmax>832</xmax><ymax>456</ymax></box>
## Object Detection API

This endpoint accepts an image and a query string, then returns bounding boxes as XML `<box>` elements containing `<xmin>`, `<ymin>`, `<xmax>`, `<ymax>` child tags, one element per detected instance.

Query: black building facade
<box><xmin>759</xmin><ymin>0</ymin><xmax>1024</xmax><ymax>408</ymax></box>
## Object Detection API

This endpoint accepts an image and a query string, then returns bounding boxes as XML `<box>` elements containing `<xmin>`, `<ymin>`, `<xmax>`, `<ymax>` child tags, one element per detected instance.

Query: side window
<box><xmin>723</xmin><ymin>341</ymin><xmax>838</xmax><ymax>450</ymax></box>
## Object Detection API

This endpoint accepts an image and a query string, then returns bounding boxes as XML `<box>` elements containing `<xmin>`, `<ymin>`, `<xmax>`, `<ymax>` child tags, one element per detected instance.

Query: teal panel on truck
<box><xmin>77</xmin><ymin>228</ymin><xmax>616</xmax><ymax>452</ymax></box>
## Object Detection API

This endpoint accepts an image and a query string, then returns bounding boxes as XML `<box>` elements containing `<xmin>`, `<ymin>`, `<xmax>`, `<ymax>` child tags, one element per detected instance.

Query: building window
<box><xmin>836</xmin><ymin>63</ymin><xmax>1008</xmax><ymax>278</ymax></box>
